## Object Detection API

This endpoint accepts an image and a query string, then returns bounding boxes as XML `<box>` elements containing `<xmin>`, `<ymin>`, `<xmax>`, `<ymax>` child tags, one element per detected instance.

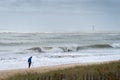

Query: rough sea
<box><xmin>0</xmin><ymin>33</ymin><xmax>120</xmax><ymax>70</ymax></box>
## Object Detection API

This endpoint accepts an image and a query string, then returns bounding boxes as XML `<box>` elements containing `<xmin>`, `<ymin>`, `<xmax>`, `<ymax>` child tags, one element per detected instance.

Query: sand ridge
<box><xmin>0</xmin><ymin>61</ymin><xmax>112</xmax><ymax>80</ymax></box>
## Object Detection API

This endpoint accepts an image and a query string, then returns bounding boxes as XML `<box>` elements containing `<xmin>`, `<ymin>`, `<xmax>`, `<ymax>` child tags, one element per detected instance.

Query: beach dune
<box><xmin>0</xmin><ymin>61</ymin><xmax>111</xmax><ymax>80</ymax></box>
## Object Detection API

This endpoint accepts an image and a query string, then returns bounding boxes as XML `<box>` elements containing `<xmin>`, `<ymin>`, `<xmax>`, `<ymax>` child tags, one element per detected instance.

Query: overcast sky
<box><xmin>0</xmin><ymin>0</ymin><xmax>120</xmax><ymax>33</ymax></box>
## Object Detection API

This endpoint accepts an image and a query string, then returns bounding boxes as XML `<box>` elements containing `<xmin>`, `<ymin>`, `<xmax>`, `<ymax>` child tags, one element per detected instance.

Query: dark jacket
<box><xmin>28</xmin><ymin>56</ymin><xmax>32</xmax><ymax>63</ymax></box>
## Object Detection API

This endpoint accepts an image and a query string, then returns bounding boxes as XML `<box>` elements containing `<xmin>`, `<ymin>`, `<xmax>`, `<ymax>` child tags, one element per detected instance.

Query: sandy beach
<box><xmin>0</xmin><ymin>61</ymin><xmax>113</xmax><ymax>80</ymax></box>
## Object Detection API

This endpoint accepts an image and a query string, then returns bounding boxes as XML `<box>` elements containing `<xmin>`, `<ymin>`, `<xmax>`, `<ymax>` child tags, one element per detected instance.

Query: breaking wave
<box><xmin>87</xmin><ymin>44</ymin><xmax>112</xmax><ymax>48</ymax></box>
<box><xmin>26</xmin><ymin>43</ymin><xmax>120</xmax><ymax>53</ymax></box>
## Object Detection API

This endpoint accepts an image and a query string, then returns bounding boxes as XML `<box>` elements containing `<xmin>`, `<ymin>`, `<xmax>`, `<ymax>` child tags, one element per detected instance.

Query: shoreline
<box><xmin>0</xmin><ymin>60</ymin><xmax>117</xmax><ymax>80</ymax></box>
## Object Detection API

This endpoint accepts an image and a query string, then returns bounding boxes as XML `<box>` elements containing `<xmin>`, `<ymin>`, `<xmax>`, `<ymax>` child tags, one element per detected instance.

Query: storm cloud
<box><xmin>0</xmin><ymin>0</ymin><xmax>120</xmax><ymax>32</ymax></box>
<box><xmin>0</xmin><ymin>0</ymin><xmax>119</xmax><ymax>14</ymax></box>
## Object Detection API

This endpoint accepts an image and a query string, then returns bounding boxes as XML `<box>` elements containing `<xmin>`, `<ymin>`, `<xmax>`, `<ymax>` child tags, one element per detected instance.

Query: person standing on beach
<box><xmin>28</xmin><ymin>56</ymin><xmax>32</xmax><ymax>68</ymax></box>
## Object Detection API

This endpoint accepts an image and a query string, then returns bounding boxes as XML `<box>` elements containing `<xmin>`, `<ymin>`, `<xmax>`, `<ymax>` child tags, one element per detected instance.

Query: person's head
<box><xmin>30</xmin><ymin>56</ymin><xmax>32</xmax><ymax>58</ymax></box>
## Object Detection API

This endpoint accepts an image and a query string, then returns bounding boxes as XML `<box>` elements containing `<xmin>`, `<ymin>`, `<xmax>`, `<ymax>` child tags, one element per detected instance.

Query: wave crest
<box><xmin>111</xmin><ymin>43</ymin><xmax>120</xmax><ymax>48</ymax></box>
<box><xmin>26</xmin><ymin>43</ymin><xmax>120</xmax><ymax>53</ymax></box>
<box><xmin>87</xmin><ymin>44</ymin><xmax>112</xmax><ymax>48</ymax></box>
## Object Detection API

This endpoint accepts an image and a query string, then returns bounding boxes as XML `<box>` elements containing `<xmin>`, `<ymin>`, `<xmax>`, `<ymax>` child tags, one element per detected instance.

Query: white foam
<box><xmin>111</xmin><ymin>43</ymin><xmax>120</xmax><ymax>48</ymax></box>
<box><xmin>0</xmin><ymin>50</ymin><xmax>120</xmax><ymax>70</ymax></box>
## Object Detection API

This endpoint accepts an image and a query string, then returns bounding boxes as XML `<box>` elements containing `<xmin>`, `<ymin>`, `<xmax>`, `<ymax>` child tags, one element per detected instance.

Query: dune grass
<box><xmin>5</xmin><ymin>61</ymin><xmax>120</xmax><ymax>80</ymax></box>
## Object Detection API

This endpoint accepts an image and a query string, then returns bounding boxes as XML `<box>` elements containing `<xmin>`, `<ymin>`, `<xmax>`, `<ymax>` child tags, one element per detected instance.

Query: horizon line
<box><xmin>0</xmin><ymin>31</ymin><xmax>120</xmax><ymax>34</ymax></box>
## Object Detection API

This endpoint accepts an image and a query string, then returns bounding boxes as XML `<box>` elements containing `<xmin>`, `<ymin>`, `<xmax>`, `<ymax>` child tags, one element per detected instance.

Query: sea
<box><xmin>0</xmin><ymin>32</ymin><xmax>120</xmax><ymax>70</ymax></box>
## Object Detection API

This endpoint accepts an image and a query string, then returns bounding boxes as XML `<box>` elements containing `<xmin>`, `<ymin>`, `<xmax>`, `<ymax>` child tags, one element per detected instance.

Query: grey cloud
<box><xmin>0</xmin><ymin>0</ymin><xmax>120</xmax><ymax>7</ymax></box>
<box><xmin>0</xmin><ymin>0</ymin><xmax>120</xmax><ymax>15</ymax></box>
<box><xmin>0</xmin><ymin>0</ymin><xmax>120</xmax><ymax>32</ymax></box>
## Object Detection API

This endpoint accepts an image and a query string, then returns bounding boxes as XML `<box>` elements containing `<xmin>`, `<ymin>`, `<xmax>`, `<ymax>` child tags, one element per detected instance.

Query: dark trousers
<box><xmin>28</xmin><ymin>62</ymin><xmax>31</xmax><ymax>68</ymax></box>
